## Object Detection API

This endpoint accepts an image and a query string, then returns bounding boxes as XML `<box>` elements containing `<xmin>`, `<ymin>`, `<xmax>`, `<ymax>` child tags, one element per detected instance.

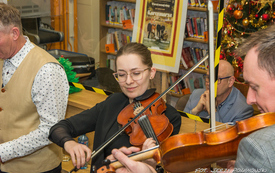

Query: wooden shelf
<box><xmin>193</xmin><ymin>68</ymin><xmax>207</xmax><ymax>74</ymax></box>
<box><xmin>187</xmin><ymin>6</ymin><xmax>218</xmax><ymax>13</ymax></box>
<box><xmin>179</xmin><ymin>67</ymin><xmax>207</xmax><ymax>74</ymax></box>
<box><xmin>100</xmin><ymin>49</ymin><xmax>117</xmax><ymax>55</ymax></box>
<box><xmin>185</xmin><ymin>37</ymin><xmax>208</xmax><ymax>44</ymax></box>
<box><xmin>101</xmin><ymin>23</ymin><xmax>133</xmax><ymax>31</ymax></box>
<box><xmin>115</xmin><ymin>0</ymin><xmax>136</xmax><ymax>2</ymax></box>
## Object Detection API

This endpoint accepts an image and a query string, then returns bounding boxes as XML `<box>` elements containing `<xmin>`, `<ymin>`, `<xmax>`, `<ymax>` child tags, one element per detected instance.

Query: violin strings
<box><xmin>138</xmin><ymin>115</ymin><xmax>159</xmax><ymax>145</ymax></box>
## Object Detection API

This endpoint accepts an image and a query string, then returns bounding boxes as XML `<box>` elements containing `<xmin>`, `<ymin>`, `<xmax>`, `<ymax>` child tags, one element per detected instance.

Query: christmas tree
<box><xmin>222</xmin><ymin>0</ymin><xmax>275</xmax><ymax>77</ymax></box>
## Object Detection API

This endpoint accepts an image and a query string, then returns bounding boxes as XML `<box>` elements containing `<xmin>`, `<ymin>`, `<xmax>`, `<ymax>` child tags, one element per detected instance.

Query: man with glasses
<box><xmin>184</xmin><ymin>60</ymin><xmax>254</xmax><ymax>124</ymax></box>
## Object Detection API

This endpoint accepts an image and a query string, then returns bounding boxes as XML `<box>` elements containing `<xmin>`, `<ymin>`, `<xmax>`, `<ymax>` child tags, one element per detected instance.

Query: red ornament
<box><xmin>227</xmin><ymin>30</ymin><xmax>231</xmax><ymax>35</ymax></box>
<box><xmin>262</xmin><ymin>13</ymin><xmax>270</xmax><ymax>21</ymax></box>
<box><xmin>255</xmin><ymin>14</ymin><xmax>259</xmax><ymax>18</ymax></box>
<box><xmin>226</xmin><ymin>4</ymin><xmax>234</xmax><ymax>13</ymax></box>
<box><xmin>237</xmin><ymin>57</ymin><xmax>244</xmax><ymax>71</ymax></box>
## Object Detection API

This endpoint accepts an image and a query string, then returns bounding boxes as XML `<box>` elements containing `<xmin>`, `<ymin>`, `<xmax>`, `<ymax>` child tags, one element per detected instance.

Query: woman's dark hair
<box><xmin>115</xmin><ymin>42</ymin><xmax>153</xmax><ymax>70</ymax></box>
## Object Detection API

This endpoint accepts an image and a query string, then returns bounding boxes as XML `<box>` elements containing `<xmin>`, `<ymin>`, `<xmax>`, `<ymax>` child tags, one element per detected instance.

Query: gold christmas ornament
<box><xmin>258</xmin><ymin>17</ymin><xmax>264</xmax><ymax>25</ymax></box>
<box><xmin>232</xmin><ymin>59</ymin><xmax>238</xmax><ymax>68</ymax></box>
<box><xmin>242</xmin><ymin>18</ymin><xmax>249</xmax><ymax>26</ymax></box>
<box><xmin>234</xmin><ymin>10</ymin><xmax>243</xmax><ymax>19</ymax></box>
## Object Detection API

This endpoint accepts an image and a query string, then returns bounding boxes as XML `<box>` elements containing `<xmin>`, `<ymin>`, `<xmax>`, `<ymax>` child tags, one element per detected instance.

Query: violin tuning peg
<box><xmin>102</xmin><ymin>159</ymin><xmax>111</xmax><ymax>169</ymax></box>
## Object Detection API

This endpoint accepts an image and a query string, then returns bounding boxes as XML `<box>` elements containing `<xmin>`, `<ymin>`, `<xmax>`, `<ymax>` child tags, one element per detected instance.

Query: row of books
<box><xmin>169</xmin><ymin>69</ymin><xmax>206</xmax><ymax>95</ymax></box>
<box><xmin>106</xmin><ymin>28</ymin><xmax>132</xmax><ymax>51</ymax></box>
<box><xmin>169</xmin><ymin>73</ymin><xmax>186</xmax><ymax>95</ymax></box>
<box><xmin>185</xmin><ymin>11</ymin><xmax>218</xmax><ymax>39</ymax></box>
<box><xmin>188</xmin><ymin>0</ymin><xmax>207</xmax><ymax>7</ymax></box>
<box><xmin>186</xmin><ymin>17</ymin><xmax>207</xmax><ymax>39</ymax></box>
<box><xmin>106</xmin><ymin>1</ymin><xmax>135</xmax><ymax>26</ymax></box>
<box><xmin>180</xmin><ymin>41</ymin><xmax>209</xmax><ymax>70</ymax></box>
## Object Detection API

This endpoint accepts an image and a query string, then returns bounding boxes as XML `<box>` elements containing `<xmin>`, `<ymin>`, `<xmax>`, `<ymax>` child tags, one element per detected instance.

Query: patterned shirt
<box><xmin>0</xmin><ymin>37</ymin><xmax>69</xmax><ymax>162</ymax></box>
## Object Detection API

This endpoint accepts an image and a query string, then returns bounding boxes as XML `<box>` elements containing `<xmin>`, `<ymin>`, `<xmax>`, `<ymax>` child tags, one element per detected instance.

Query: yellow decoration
<box><xmin>232</xmin><ymin>59</ymin><xmax>238</xmax><ymax>68</ymax></box>
<box><xmin>242</xmin><ymin>18</ymin><xmax>249</xmax><ymax>26</ymax></box>
<box><xmin>258</xmin><ymin>17</ymin><xmax>264</xmax><ymax>25</ymax></box>
<box><xmin>256</xmin><ymin>0</ymin><xmax>274</xmax><ymax>12</ymax></box>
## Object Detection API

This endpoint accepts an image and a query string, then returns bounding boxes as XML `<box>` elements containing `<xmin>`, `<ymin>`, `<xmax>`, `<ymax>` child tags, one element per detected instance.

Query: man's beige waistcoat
<box><xmin>0</xmin><ymin>46</ymin><xmax>62</xmax><ymax>173</ymax></box>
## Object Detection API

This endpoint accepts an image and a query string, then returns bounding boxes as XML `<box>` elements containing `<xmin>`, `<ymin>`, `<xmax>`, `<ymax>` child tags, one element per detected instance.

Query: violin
<box><xmin>95</xmin><ymin>112</ymin><xmax>275</xmax><ymax>173</ymax></box>
<box><xmin>117</xmin><ymin>91</ymin><xmax>173</xmax><ymax>146</ymax></box>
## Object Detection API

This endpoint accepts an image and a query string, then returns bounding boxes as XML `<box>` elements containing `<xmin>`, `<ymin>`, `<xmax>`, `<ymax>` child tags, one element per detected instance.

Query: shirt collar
<box><xmin>6</xmin><ymin>36</ymin><xmax>34</xmax><ymax>68</ymax></box>
<box><xmin>217</xmin><ymin>88</ymin><xmax>234</xmax><ymax>109</ymax></box>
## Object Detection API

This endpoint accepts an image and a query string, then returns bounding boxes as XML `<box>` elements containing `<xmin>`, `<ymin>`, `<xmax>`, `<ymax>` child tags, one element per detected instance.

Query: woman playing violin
<box><xmin>48</xmin><ymin>42</ymin><xmax>181</xmax><ymax>170</ymax></box>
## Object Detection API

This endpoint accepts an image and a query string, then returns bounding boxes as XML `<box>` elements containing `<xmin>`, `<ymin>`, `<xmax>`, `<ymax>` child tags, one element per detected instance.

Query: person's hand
<box><xmin>203</xmin><ymin>90</ymin><xmax>210</xmax><ymax>114</ymax></box>
<box><xmin>64</xmin><ymin>140</ymin><xmax>92</xmax><ymax>169</ymax></box>
<box><xmin>192</xmin><ymin>90</ymin><xmax>208</xmax><ymax>115</ymax></box>
<box><xmin>112</xmin><ymin>148</ymin><xmax>157</xmax><ymax>173</ymax></box>
<box><xmin>142</xmin><ymin>138</ymin><xmax>157</xmax><ymax>168</ymax></box>
<box><xmin>216</xmin><ymin>160</ymin><xmax>235</xmax><ymax>173</ymax></box>
<box><xmin>142</xmin><ymin>138</ymin><xmax>156</xmax><ymax>150</ymax></box>
<box><xmin>106</xmin><ymin>146</ymin><xmax>141</xmax><ymax>162</ymax></box>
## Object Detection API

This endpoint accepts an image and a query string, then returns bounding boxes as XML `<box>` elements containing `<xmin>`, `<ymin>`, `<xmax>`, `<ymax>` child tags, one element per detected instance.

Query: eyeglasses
<box><xmin>204</xmin><ymin>75</ymin><xmax>232</xmax><ymax>84</ymax></box>
<box><xmin>113</xmin><ymin>68</ymin><xmax>150</xmax><ymax>83</ymax></box>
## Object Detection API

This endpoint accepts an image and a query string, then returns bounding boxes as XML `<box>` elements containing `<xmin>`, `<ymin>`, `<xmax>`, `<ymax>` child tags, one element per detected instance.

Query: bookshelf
<box><xmin>169</xmin><ymin>6</ymin><xmax>216</xmax><ymax>97</ymax></box>
<box><xmin>184</xmin><ymin>6</ymin><xmax>218</xmax><ymax>44</ymax></box>
<box><xmin>99</xmin><ymin>0</ymin><xmax>136</xmax><ymax>67</ymax></box>
<box><xmin>99</xmin><ymin>1</ymin><xmax>210</xmax><ymax>96</ymax></box>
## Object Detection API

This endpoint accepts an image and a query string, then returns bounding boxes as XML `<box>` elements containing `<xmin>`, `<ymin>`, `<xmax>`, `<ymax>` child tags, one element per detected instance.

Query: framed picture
<box><xmin>132</xmin><ymin>0</ymin><xmax>188</xmax><ymax>73</ymax></box>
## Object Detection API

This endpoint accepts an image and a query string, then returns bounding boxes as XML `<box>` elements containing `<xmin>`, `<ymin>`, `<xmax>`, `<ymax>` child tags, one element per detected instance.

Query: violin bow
<box><xmin>90</xmin><ymin>54</ymin><xmax>209</xmax><ymax>160</ymax></box>
<box><xmin>69</xmin><ymin>55</ymin><xmax>209</xmax><ymax>172</ymax></box>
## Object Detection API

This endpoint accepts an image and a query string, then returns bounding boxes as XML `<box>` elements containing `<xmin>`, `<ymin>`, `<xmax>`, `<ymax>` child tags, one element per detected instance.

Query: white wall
<box><xmin>77</xmin><ymin>0</ymin><xmax>100</xmax><ymax>65</ymax></box>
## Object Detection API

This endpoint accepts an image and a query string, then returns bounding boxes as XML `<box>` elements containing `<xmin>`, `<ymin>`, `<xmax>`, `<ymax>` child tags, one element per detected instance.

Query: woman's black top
<box><xmin>49</xmin><ymin>89</ymin><xmax>181</xmax><ymax>170</ymax></box>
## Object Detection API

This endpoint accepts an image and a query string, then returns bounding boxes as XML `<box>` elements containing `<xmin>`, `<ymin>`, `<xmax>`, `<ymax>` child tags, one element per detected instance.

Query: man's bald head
<box><xmin>219</xmin><ymin>60</ymin><xmax>234</xmax><ymax>77</ymax></box>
